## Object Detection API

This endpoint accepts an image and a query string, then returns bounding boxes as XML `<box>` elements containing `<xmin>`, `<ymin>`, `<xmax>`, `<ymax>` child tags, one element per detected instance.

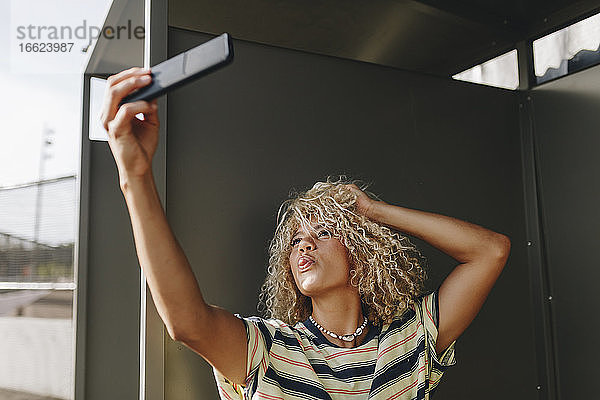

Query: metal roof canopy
<box><xmin>85</xmin><ymin>0</ymin><xmax>600</xmax><ymax>83</ymax></box>
<box><xmin>83</xmin><ymin>0</ymin><xmax>144</xmax><ymax>77</ymax></box>
<box><xmin>170</xmin><ymin>0</ymin><xmax>600</xmax><ymax>81</ymax></box>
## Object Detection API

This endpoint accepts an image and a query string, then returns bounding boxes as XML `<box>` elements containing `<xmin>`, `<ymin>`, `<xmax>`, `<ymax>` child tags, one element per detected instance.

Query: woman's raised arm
<box><xmin>100</xmin><ymin>67</ymin><xmax>248</xmax><ymax>385</ymax></box>
<box><xmin>346</xmin><ymin>185</ymin><xmax>511</xmax><ymax>356</ymax></box>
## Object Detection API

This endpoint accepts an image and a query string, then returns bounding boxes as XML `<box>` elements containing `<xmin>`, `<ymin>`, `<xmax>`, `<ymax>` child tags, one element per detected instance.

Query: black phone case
<box><xmin>119</xmin><ymin>33</ymin><xmax>234</xmax><ymax>105</ymax></box>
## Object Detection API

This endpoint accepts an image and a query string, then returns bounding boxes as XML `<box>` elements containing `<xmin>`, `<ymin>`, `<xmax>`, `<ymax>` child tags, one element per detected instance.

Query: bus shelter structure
<box><xmin>78</xmin><ymin>1</ymin><xmax>600</xmax><ymax>399</ymax></box>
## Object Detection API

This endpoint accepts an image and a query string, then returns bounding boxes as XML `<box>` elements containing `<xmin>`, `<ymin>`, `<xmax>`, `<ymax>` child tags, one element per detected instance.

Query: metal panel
<box><xmin>74</xmin><ymin>71</ymin><xmax>91</xmax><ymax>400</ymax></box>
<box><xmin>83</xmin><ymin>0</ymin><xmax>145</xmax><ymax>76</ymax></box>
<box><xmin>142</xmin><ymin>1</ymin><xmax>168</xmax><ymax>400</ymax></box>
<box><xmin>168</xmin><ymin>0</ymin><xmax>600</xmax><ymax>78</ymax></box>
<box><xmin>82</xmin><ymin>115</ymin><xmax>142</xmax><ymax>399</ymax></box>
<box><xmin>168</xmin><ymin>0</ymin><xmax>514</xmax><ymax>77</ymax></box>
<box><xmin>529</xmin><ymin>65</ymin><xmax>600</xmax><ymax>400</ymax></box>
<box><xmin>518</xmin><ymin>92</ymin><xmax>558</xmax><ymax>400</ymax></box>
<box><xmin>164</xmin><ymin>29</ymin><xmax>536</xmax><ymax>399</ymax></box>
<box><xmin>79</xmin><ymin>0</ymin><xmax>147</xmax><ymax>398</ymax></box>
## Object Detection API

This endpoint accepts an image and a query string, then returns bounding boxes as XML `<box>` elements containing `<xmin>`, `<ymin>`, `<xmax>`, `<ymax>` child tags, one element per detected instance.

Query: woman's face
<box><xmin>288</xmin><ymin>219</ymin><xmax>353</xmax><ymax>297</ymax></box>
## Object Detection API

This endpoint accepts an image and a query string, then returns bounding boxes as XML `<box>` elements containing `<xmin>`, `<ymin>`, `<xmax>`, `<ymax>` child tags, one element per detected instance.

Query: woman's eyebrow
<box><xmin>292</xmin><ymin>224</ymin><xmax>325</xmax><ymax>238</ymax></box>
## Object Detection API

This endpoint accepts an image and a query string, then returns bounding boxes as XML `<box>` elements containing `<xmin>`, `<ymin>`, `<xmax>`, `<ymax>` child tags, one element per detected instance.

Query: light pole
<box><xmin>32</xmin><ymin>123</ymin><xmax>54</xmax><ymax>280</ymax></box>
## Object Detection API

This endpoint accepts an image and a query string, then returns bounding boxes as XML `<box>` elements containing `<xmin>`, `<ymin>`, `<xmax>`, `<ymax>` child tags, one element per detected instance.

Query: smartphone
<box><xmin>119</xmin><ymin>33</ymin><xmax>234</xmax><ymax>105</ymax></box>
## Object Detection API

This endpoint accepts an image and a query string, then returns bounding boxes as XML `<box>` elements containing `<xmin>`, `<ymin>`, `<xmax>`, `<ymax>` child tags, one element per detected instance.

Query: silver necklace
<box><xmin>309</xmin><ymin>316</ymin><xmax>368</xmax><ymax>342</ymax></box>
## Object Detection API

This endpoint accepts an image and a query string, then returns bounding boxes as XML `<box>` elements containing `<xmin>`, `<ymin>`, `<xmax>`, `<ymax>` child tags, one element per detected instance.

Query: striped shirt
<box><xmin>214</xmin><ymin>289</ymin><xmax>456</xmax><ymax>399</ymax></box>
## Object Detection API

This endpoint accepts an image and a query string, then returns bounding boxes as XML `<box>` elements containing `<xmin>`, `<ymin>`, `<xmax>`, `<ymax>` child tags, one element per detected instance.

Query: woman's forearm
<box><xmin>368</xmin><ymin>202</ymin><xmax>508</xmax><ymax>263</ymax></box>
<box><xmin>120</xmin><ymin>172</ymin><xmax>209</xmax><ymax>339</ymax></box>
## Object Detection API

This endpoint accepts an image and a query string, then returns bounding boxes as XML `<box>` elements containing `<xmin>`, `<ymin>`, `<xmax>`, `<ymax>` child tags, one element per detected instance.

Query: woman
<box><xmin>101</xmin><ymin>67</ymin><xmax>511</xmax><ymax>399</ymax></box>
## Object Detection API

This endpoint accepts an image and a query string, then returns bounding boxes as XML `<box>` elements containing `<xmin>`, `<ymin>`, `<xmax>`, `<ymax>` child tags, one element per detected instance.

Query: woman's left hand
<box><xmin>344</xmin><ymin>184</ymin><xmax>381</xmax><ymax>219</ymax></box>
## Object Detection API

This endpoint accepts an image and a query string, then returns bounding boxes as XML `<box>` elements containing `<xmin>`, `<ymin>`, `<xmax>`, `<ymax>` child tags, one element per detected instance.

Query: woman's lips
<box><xmin>298</xmin><ymin>257</ymin><xmax>314</xmax><ymax>272</ymax></box>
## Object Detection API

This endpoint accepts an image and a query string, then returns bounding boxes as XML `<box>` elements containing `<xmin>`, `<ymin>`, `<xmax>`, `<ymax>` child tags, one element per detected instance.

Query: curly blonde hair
<box><xmin>258</xmin><ymin>177</ymin><xmax>428</xmax><ymax>326</ymax></box>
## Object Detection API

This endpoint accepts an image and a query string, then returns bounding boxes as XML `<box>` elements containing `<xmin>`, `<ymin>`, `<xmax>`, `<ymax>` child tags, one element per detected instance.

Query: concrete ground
<box><xmin>0</xmin><ymin>290</ymin><xmax>73</xmax><ymax>319</ymax></box>
<box><xmin>0</xmin><ymin>290</ymin><xmax>73</xmax><ymax>400</ymax></box>
<box><xmin>0</xmin><ymin>388</ymin><xmax>61</xmax><ymax>400</ymax></box>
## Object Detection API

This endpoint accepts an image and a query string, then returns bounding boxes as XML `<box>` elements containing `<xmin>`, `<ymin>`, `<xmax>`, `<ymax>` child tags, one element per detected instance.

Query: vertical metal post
<box><xmin>138</xmin><ymin>0</ymin><xmax>151</xmax><ymax>396</ymax></box>
<box><xmin>74</xmin><ymin>73</ymin><xmax>91</xmax><ymax>400</ymax></box>
<box><xmin>140</xmin><ymin>0</ymin><xmax>168</xmax><ymax>399</ymax></box>
<box><xmin>516</xmin><ymin>39</ymin><xmax>535</xmax><ymax>91</ymax></box>
<box><xmin>518</xmin><ymin>92</ymin><xmax>559</xmax><ymax>400</ymax></box>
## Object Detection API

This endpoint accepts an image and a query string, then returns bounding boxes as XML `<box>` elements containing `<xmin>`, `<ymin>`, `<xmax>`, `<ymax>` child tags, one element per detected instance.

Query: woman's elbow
<box><xmin>491</xmin><ymin>233</ymin><xmax>511</xmax><ymax>262</ymax></box>
<box><xmin>166</xmin><ymin>323</ymin><xmax>182</xmax><ymax>342</ymax></box>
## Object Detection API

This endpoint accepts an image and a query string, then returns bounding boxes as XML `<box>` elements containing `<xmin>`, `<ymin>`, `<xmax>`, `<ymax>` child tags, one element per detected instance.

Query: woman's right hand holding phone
<box><xmin>100</xmin><ymin>67</ymin><xmax>159</xmax><ymax>189</ymax></box>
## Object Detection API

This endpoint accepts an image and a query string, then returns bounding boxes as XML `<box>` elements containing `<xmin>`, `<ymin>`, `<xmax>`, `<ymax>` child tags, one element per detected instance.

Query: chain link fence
<box><xmin>0</xmin><ymin>176</ymin><xmax>76</xmax><ymax>285</ymax></box>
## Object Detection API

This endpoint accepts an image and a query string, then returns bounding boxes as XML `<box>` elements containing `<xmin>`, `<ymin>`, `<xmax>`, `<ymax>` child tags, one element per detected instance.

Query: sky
<box><xmin>0</xmin><ymin>0</ymin><xmax>113</xmax><ymax>188</ymax></box>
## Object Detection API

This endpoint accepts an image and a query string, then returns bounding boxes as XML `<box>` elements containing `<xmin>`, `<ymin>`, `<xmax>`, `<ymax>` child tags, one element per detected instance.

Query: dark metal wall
<box><xmin>78</xmin><ymin>0</ymin><xmax>149</xmax><ymax>397</ymax></box>
<box><xmin>83</xmin><ymin>138</ymin><xmax>141</xmax><ymax>399</ymax></box>
<box><xmin>528</xmin><ymin>65</ymin><xmax>600</xmax><ymax>400</ymax></box>
<box><xmin>164</xmin><ymin>28</ymin><xmax>536</xmax><ymax>399</ymax></box>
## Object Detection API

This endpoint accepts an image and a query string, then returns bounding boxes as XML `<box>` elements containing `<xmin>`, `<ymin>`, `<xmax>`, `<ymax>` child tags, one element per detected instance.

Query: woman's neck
<box><xmin>310</xmin><ymin>288</ymin><xmax>368</xmax><ymax>348</ymax></box>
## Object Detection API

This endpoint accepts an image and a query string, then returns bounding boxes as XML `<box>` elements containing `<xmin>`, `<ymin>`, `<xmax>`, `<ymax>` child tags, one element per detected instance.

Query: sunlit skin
<box><xmin>288</xmin><ymin>221</ymin><xmax>369</xmax><ymax>347</ymax></box>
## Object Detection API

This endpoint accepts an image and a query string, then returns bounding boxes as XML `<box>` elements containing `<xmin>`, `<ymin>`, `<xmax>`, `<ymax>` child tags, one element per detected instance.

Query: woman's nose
<box><xmin>300</xmin><ymin>244</ymin><xmax>312</xmax><ymax>252</ymax></box>
<box><xmin>299</xmin><ymin>238</ymin><xmax>315</xmax><ymax>252</ymax></box>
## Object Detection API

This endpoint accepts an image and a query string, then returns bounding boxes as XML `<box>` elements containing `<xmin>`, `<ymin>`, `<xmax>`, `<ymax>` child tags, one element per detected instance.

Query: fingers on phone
<box><xmin>101</xmin><ymin>67</ymin><xmax>152</xmax><ymax>130</ymax></box>
<box><xmin>144</xmin><ymin>101</ymin><xmax>160</xmax><ymax>125</ymax></box>
<box><xmin>107</xmin><ymin>101</ymin><xmax>155</xmax><ymax>138</ymax></box>
<box><xmin>110</xmin><ymin>75</ymin><xmax>152</xmax><ymax>102</ymax></box>
<box><xmin>107</xmin><ymin>66</ymin><xmax>149</xmax><ymax>87</ymax></box>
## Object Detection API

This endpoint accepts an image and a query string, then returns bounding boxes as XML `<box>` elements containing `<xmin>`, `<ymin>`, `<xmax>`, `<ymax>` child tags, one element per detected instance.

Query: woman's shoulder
<box><xmin>236</xmin><ymin>314</ymin><xmax>301</xmax><ymax>336</ymax></box>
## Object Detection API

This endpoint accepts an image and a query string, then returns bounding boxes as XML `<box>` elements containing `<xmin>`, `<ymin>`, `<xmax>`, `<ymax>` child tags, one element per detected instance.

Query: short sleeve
<box><xmin>213</xmin><ymin>315</ymin><xmax>272</xmax><ymax>400</ymax></box>
<box><xmin>418</xmin><ymin>289</ymin><xmax>457</xmax><ymax>389</ymax></box>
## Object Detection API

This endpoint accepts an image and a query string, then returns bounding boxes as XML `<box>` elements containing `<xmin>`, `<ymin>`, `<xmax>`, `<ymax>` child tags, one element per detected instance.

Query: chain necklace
<box><xmin>309</xmin><ymin>315</ymin><xmax>368</xmax><ymax>342</ymax></box>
